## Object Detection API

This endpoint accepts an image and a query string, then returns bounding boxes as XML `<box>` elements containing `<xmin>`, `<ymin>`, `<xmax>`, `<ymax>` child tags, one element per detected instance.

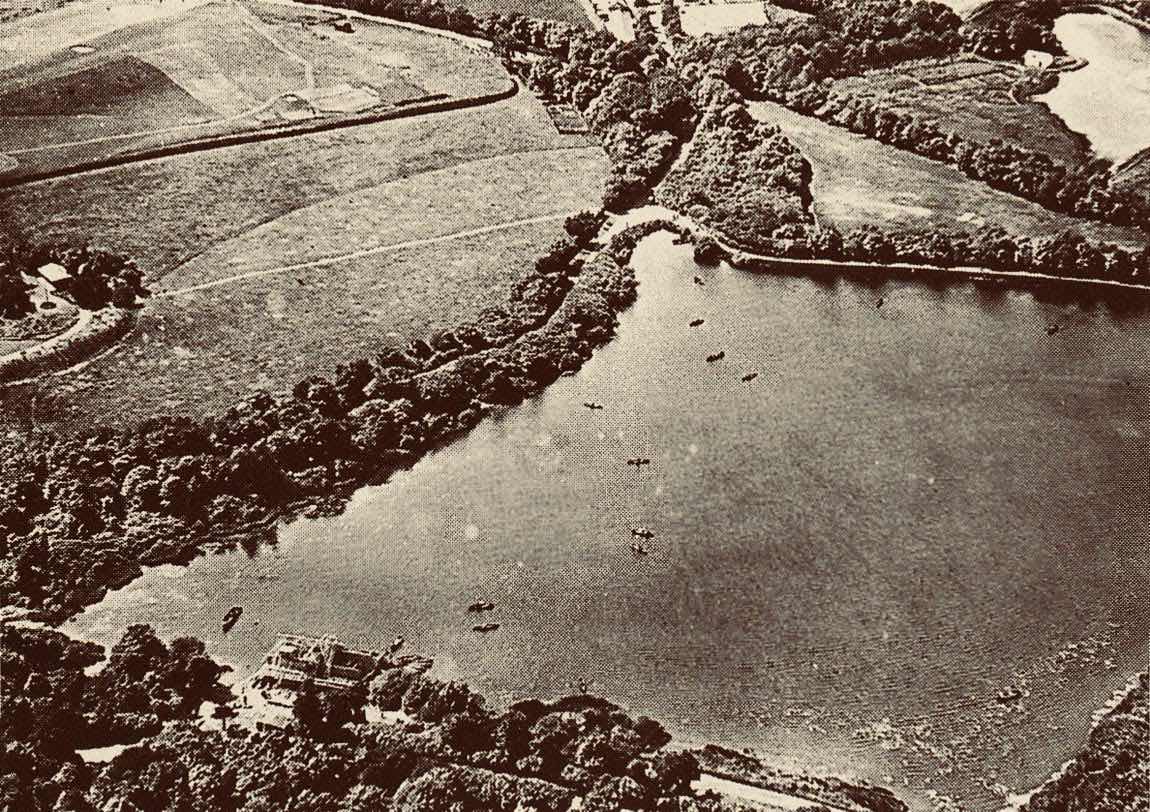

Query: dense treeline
<box><xmin>729</xmin><ymin>212</ymin><xmax>1150</xmax><ymax>283</ymax></box>
<box><xmin>81</xmin><ymin>694</ymin><xmax>708</xmax><ymax>811</ymax></box>
<box><xmin>516</xmin><ymin>37</ymin><xmax>694</xmax><ymax>209</ymax></box>
<box><xmin>0</xmin><ymin>237</ymin><xmax>147</xmax><ymax>316</ymax></box>
<box><xmin>677</xmin><ymin>0</ymin><xmax>1148</xmax><ymax>231</ymax></box>
<box><xmin>0</xmin><ymin>217</ymin><xmax>656</xmax><ymax>621</ymax></box>
<box><xmin>805</xmin><ymin>92</ymin><xmax>1145</xmax><ymax>226</ymax></box>
<box><xmin>701</xmin><ymin>147</ymin><xmax>1148</xmax><ymax>281</ymax></box>
<box><xmin>1022</xmin><ymin>674</ymin><xmax>1149</xmax><ymax>812</ymax></box>
<box><xmin>657</xmin><ymin>76</ymin><xmax>813</xmax><ymax>242</ymax></box>
<box><xmin>1</xmin><ymin>625</ymin><xmax>230</xmax><ymax>810</ymax></box>
<box><xmin>366</xmin><ymin>662</ymin><xmax>703</xmax><ymax>804</ymax></box>
<box><xmin>297</xmin><ymin>0</ymin><xmax>697</xmax><ymax>210</ymax></box>
<box><xmin>960</xmin><ymin>0</ymin><xmax>1063</xmax><ymax>58</ymax></box>
<box><xmin>778</xmin><ymin>0</ymin><xmax>1060</xmax><ymax>58</ymax></box>
<box><xmin>1124</xmin><ymin>0</ymin><xmax>1150</xmax><ymax>22</ymax></box>
<box><xmin>661</xmin><ymin>0</ymin><xmax>684</xmax><ymax>41</ymax></box>
<box><xmin>0</xmin><ymin>624</ymin><xmax>717</xmax><ymax>811</ymax></box>
<box><xmin>647</xmin><ymin>72</ymin><xmax>1150</xmax><ymax>284</ymax></box>
<box><xmin>295</xmin><ymin>0</ymin><xmax>1146</xmax><ymax>232</ymax></box>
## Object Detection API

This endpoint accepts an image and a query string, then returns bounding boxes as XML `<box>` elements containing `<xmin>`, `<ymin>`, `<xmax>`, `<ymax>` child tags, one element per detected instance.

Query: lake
<box><xmin>1039</xmin><ymin>12</ymin><xmax>1150</xmax><ymax>163</ymax></box>
<box><xmin>67</xmin><ymin>233</ymin><xmax>1150</xmax><ymax>811</ymax></box>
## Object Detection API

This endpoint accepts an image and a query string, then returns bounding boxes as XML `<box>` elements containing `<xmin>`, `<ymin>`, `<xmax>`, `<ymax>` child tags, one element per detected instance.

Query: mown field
<box><xmin>751</xmin><ymin>100</ymin><xmax>1148</xmax><ymax>248</ymax></box>
<box><xmin>0</xmin><ymin>80</ymin><xmax>605</xmax><ymax>428</ymax></box>
<box><xmin>160</xmin><ymin>146</ymin><xmax>605</xmax><ymax>289</ymax></box>
<box><xmin>829</xmin><ymin>55</ymin><xmax>1092</xmax><ymax>168</ymax></box>
<box><xmin>0</xmin><ymin>218</ymin><xmax>584</xmax><ymax>426</ymax></box>
<box><xmin>0</xmin><ymin>1</ymin><xmax>299</xmax><ymax>139</ymax></box>
<box><xmin>0</xmin><ymin>0</ymin><xmax>508</xmax><ymax>179</ymax></box>
<box><xmin>242</xmin><ymin>2</ymin><xmax>505</xmax><ymax>99</ymax></box>
<box><xmin>1</xmin><ymin>89</ymin><xmax>592</xmax><ymax>276</ymax></box>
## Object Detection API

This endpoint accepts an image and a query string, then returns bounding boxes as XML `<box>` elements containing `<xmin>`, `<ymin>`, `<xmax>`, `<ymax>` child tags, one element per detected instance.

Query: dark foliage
<box><xmin>0</xmin><ymin>625</ymin><xmax>230</xmax><ymax>812</ymax></box>
<box><xmin>676</xmin><ymin>0</ymin><xmax>1148</xmax><ymax>231</ymax></box>
<box><xmin>0</xmin><ymin>227</ymin><xmax>649</xmax><ymax>623</ymax></box>
<box><xmin>1023</xmin><ymin>675</ymin><xmax>1149</xmax><ymax>812</ymax></box>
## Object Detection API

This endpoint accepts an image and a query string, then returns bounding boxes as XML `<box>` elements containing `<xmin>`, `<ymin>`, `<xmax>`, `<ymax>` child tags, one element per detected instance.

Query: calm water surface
<box><xmin>69</xmin><ymin>235</ymin><xmax>1150</xmax><ymax>810</ymax></box>
<box><xmin>1039</xmin><ymin>13</ymin><xmax>1150</xmax><ymax>163</ymax></box>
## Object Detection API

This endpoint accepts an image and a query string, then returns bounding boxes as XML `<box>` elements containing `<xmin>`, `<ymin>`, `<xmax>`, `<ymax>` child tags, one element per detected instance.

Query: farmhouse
<box><xmin>1023</xmin><ymin>49</ymin><xmax>1055</xmax><ymax>69</ymax></box>
<box><xmin>36</xmin><ymin>262</ymin><xmax>71</xmax><ymax>291</ymax></box>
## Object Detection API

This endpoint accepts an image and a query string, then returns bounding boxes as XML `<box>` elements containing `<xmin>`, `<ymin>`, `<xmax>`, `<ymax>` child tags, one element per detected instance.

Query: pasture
<box><xmin>0</xmin><ymin>0</ymin><xmax>508</xmax><ymax>180</ymax></box>
<box><xmin>242</xmin><ymin>2</ymin><xmax>507</xmax><ymax>99</ymax></box>
<box><xmin>829</xmin><ymin>55</ymin><xmax>1092</xmax><ymax>169</ymax></box>
<box><xmin>0</xmin><ymin>80</ymin><xmax>606</xmax><ymax>428</ymax></box>
<box><xmin>751</xmin><ymin>101</ymin><xmax>1148</xmax><ymax>248</ymax></box>
<box><xmin>0</xmin><ymin>216</ymin><xmax>595</xmax><ymax>428</ymax></box>
<box><xmin>1</xmin><ymin>89</ymin><xmax>595</xmax><ymax>277</ymax></box>
<box><xmin>159</xmin><ymin>146</ymin><xmax>606</xmax><ymax>290</ymax></box>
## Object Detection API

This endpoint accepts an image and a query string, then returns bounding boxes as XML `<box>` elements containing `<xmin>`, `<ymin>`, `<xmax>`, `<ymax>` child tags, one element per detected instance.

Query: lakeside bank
<box><xmin>0</xmin><ymin>217</ymin><xmax>662</xmax><ymax>625</ymax></box>
<box><xmin>67</xmin><ymin>226</ymin><xmax>1150</xmax><ymax>811</ymax></box>
<box><xmin>997</xmin><ymin>672</ymin><xmax>1149</xmax><ymax>811</ymax></box>
<box><xmin>615</xmin><ymin>205</ymin><xmax>1150</xmax><ymax>299</ymax></box>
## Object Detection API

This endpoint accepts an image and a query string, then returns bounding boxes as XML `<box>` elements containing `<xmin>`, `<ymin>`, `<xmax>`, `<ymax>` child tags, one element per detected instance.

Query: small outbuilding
<box><xmin>1023</xmin><ymin>50</ymin><xmax>1054</xmax><ymax>69</ymax></box>
<box><xmin>36</xmin><ymin>263</ymin><xmax>71</xmax><ymax>292</ymax></box>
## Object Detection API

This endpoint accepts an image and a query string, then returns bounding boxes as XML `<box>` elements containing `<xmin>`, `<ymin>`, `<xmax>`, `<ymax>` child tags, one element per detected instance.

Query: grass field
<box><xmin>1</xmin><ymin>89</ymin><xmax>593</xmax><ymax>276</ymax></box>
<box><xmin>0</xmin><ymin>0</ymin><xmax>205</xmax><ymax>69</ymax></box>
<box><xmin>828</xmin><ymin>55</ymin><xmax>1092</xmax><ymax>168</ymax></box>
<box><xmin>159</xmin><ymin>147</ymin><xmax>605</xmax><ymax>289</ymax></box>
<box><xmin>0</xmin><ymin>217</ymin><xmax>593</xmax><ymax>427</ymax></box>
<box><xmin>0</xmin><ymin>0</ymin><xmax>508</xmax><ymax>179</ymax></box>
<box><xmin>0</xmin><ymin>79</ymin><xmax>605</xmax><ymax>428</ymax></box>
<box><xmin>0</xmin><ymin>0</ymin><xmax>600</xmax><ymax>430</ymax></box>
<box><xmin>0</xmin><ymin>2</ymin><xmax>300</xmax><ymax>117</ymax></box>
<box><xmin>0</xmin><ymin>56</ymin><xmax>215</xmax><ymax>119</ymax></box>
<box><xmin>752</xmin><ymin>100</ymin><xmax>1148</xmax><ymax>249</ymax></box>
<box><xmin>243</xmin><ymin>2</ymin><xmax>503</xmax><ymax>99</ymax></box>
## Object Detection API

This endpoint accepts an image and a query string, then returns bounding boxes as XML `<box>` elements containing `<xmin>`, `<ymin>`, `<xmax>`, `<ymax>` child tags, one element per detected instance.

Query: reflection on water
<box><xmin>69</xmin><ymin>235</ymin><xmax>1150</xmax><ymax>811</ymax></box>
<box><xmin>1039</xmin><ymin>13</ymin><xmax>1150</xmax><ymax>163</ymax></box>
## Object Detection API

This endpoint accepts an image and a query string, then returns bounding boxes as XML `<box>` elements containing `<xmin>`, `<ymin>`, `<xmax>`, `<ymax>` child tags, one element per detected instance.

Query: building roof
<box><xmin>1023</xmin><ymin>49</ymin><xmax>1054</xmax><ymax>68</ymax></box>
<box><xmin>37</xmin><ymin>263</ymin><xmax>70</xmax><ymax>283</ymax></box>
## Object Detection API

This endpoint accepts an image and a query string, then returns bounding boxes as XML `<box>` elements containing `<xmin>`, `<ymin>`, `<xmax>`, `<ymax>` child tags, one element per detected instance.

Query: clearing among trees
<box><xmin>752</xmin><ymin>100</ymin><xmax>1148</xmax><ymax>248</ymax></box>
<box><xmin>828</xmin><ymin>55</ymin><xmax>1092</xmax><ymax>168</ymax></box>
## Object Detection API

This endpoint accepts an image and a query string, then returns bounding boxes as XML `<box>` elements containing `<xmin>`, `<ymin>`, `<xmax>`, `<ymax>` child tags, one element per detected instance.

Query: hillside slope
<box><xmin>1114</xmin><ymin>146</ymin><xmax>1150</xmax><ymax>207</ymax></box>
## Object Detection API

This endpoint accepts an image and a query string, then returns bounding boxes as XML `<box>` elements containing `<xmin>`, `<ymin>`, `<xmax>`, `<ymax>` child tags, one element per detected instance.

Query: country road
<box><xmin>156</xmin><ymin>212</ymin><xmax>572</xmax><ymax>297</ymax></box>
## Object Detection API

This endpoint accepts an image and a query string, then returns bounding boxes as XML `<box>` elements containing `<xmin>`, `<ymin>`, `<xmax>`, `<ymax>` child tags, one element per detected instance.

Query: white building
<box><xmin>1023</xmin><ymin>50</ymin><xmax>1054</xmax><ymax>70</ymax></box>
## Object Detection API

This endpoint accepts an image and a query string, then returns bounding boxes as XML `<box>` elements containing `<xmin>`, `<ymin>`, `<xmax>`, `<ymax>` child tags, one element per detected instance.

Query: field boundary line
<box><xmin>0</xmin><ymin>81</ymin><xmax>518</xmax><ymax>188</ymax></box>
<box><xmin>158</xmin><ymin>212</ymin><xmax>571</xmax><ymax>296</ymax></box>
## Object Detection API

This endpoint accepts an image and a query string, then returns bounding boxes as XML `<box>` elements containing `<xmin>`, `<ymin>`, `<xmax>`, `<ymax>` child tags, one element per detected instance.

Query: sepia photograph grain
<box><xmin>0</xmin><ymin>0</ymin><xmax>1147</xmax><ymax>809</ymax></box>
